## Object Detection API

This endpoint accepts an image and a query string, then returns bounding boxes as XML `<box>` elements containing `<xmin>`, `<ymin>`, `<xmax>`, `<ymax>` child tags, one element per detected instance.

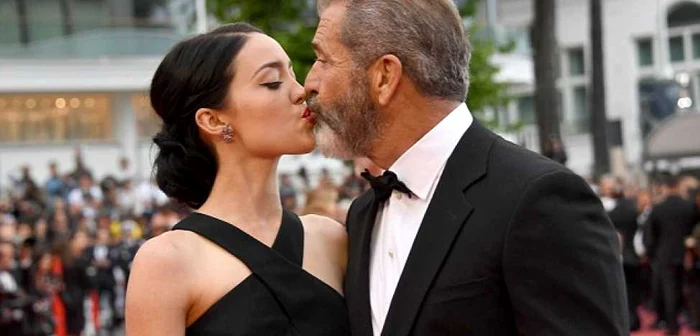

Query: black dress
<box><xmin>173</xmin><ymin>210</ymin><xmax>350</xmax><ymax>336</ymax></box>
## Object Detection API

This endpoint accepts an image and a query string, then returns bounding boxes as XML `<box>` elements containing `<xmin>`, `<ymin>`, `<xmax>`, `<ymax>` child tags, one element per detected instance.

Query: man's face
<box><xmin>0</xmin><ymin>244</ymin><xmax>14</xmax><ymax>270</ymax></box>
<box><xmin>599</xmin><ymin>178</ymin><xmax>617</xmax><ymax>198</ymax></box>
<box><xmin>305</xmin><ymin>3</ymin><xmax>381</xmax><ymax>159</ymax></box>
<box><xmin>79</xmin><ymin>175</ymin><xmax>92</xmax><ymax>189</ymax></box>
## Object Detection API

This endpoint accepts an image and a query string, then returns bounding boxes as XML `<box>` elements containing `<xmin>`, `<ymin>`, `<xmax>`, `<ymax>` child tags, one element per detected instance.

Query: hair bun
<box><xmin>153</xmin><ymin>128</ymin><xmax>216</xmax><ymax>209</ymax></box>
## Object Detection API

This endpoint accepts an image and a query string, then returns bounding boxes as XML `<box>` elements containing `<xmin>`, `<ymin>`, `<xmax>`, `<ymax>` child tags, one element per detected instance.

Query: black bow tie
<box><xmin>360</xmin><ymin>169</ymin><xmax>412</xmax><ymax>203</ymax></box>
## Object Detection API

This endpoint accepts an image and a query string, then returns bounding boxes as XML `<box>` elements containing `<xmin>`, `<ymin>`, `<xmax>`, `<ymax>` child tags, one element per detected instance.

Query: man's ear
<box><xmin>368</xmin><ymin>54</ymin><xmax>403</xmax><ymax>107</ymax></box>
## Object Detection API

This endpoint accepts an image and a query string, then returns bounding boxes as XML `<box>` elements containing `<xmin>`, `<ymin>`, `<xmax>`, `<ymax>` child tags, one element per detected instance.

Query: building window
<box><xmin>693</xmin><ymin>33</ymin><xmax>700</xmax><ymax>59</ymax></box>
<box><xmin>132</xmin><ymin>94</ymin><xmax>162</xmax><ymax>140</ymax></box>
<box><xmin>568</xmin><ymin>47</ymin><xmax>585</xmax><ymax>76</ymax></box>
<box><xmin>571</xmin><ymin>86</ymin><xmax>590</xmax><ymax>134</ymax></box>
<box><xmin>516</xmin><ymin>95</ymin><xmax>535</xmax><ymax>125</ymax></box>
<box><xmin>637</xmin><ymin>38</ymin><xmax>654</xmax><ymax>67</ymax></box>
<box><xmin>0</xmin><ymin>94</ymin><xmax>112</xmax><ymax>143</ymax></box>
<box><xmin>667</xmin><ymin>2</ymin><xmax>700</xmax><ymax>28</ymax></box>
<box><xmin>669</xmin><ymin>35</ymin><xmax>685</xmax><ymax>62</ymax></box>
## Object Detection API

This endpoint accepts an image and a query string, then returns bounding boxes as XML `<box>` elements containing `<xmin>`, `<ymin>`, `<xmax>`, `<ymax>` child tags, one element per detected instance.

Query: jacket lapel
<box><xmin>381</xmin><ymin>122</ymin><xmax>497</xmax><ymax>336</ymax></box>
<box><xmin>345</xmin><ymin>191</ymin><xmax>379</xmax><ymax>336</ymax></box>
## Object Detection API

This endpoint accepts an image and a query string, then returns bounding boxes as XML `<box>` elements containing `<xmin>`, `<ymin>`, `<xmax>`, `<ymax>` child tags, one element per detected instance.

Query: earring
<box><xmin>222</xmin><ymin>124</ymin><xmax>234</xmax><ymax>143</ymax></box>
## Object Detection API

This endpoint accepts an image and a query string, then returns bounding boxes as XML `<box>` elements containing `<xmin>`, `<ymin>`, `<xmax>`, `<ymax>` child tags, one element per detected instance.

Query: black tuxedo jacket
<box><xmin>345</xmin><ymin>122</ymin><xmax>628</xmax><ymax>336</ymax></box>
<box><xmin>609</xmin><ymin>198</ymin><xmax>641</xmax><ymax>265</ymax></box>
<box><xmin>646</xmin><ymin>195</ymin><xmax>698</xmax><ymax>265</ymax></box>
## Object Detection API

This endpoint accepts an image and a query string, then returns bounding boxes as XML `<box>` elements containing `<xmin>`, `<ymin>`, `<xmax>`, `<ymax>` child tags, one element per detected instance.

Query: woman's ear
<box><xmin>195</xmin><ymin>108</ymin><xmax>230</xmax><ymax>141</ymax></box>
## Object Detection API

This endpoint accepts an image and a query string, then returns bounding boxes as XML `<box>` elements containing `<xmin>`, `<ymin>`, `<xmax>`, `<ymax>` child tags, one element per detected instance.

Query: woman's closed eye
<box><xmin>262</xmin><ymin>81</ymin><xmax>283</xmax><ymax>90</ymax></box>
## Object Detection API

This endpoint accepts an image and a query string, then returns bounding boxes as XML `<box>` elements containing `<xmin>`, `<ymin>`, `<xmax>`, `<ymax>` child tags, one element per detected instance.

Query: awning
<box><xmin>644</xmin><ymin>112</ymin><xmax>700</xmax><ymax>160</ymax></box>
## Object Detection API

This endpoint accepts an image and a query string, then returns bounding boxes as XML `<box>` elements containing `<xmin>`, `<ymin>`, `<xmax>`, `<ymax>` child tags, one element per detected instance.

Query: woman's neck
<box><xmin>197</xmin><ymin>156</ymin><xmax>282</xmax><ymax>232</ymax></box>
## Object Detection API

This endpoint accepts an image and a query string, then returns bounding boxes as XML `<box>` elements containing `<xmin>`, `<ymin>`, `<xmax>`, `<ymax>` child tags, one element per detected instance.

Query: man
<box><xmin>45</xmin><ymin>161</ymin><xmax>66</xmax><ymax>201</ymax></box>
<box><xmin>305</xmin><ymin>0</ymin><xmax>628</xmax><ymax>335</ymax></box>
<box><xmin>646</xmin><ymin>174</ymin><xmax>699</xmax><ymax>335</ymax></box>
<box><xmin>67</xmin><ymin>173</ymin><xmax>103</xmax><ymax>220</ymax></box>
<box><xmin>89</xmin><ymin>227</ymin><xmax>119</xmax><ymax>330</ymax></box>
<box><xmin>279</xmin><ymin>174</ymin><xmax>298</xmax><ymax>211</ymax></box>
<box><xmin>116</xmin><ymin>157</ymin><xmax>135</xmax><ymax>186</ymax></box>
<box><xmin>0</xmin><ymin>240</ymin><xmax>23</xmax><ymax>336</ymax></box>
<box><xmin>601</xmin><ymin>176</ymin><xmax>643</xmax><ymax>331</ymax></box>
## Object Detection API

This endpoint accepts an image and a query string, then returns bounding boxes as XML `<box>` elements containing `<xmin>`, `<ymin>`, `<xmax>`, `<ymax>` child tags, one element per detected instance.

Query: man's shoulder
<box><xmin>487</xmin><ymin>136</ymin><xmax>567</xmax><ymax>179</ymax></box>
<box><xmin>449</xmin><ymin>131</ymin><xmax>571</xmax><ymax>194</ymax></box>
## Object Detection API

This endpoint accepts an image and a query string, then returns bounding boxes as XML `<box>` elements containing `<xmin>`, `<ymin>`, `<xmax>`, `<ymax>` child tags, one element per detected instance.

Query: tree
<box><xmin>459</xmin><ymin>0</ymin><xmax>513</xmax><ymax>130</ymax></box>
<box><xmin>589</xmin><ymin>0</ymin><xmax>611</xmax><ymax>178</ymax></box>
<box><xmin>208</xmin><ymin>0</ymin><xmax>509</xmax><ymax>124</ymax></box>
<box><xmin>532</xmin><ymin>0</ymin><xmax>562</xmax><ymax>152</ymax></box>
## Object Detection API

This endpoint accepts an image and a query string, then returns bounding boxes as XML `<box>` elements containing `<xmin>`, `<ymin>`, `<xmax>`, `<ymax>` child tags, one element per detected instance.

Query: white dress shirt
<box><xmin>369</xmin><ymin>103</ymin><xmax>473</xmax><ymax>335</ymax></box>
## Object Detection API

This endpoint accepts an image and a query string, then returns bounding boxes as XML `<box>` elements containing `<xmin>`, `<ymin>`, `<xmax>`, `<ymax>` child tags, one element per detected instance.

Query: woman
<box><xmin>125</xmin><ymin>23</ymin><xmax>349</xmax><ymax>336</ymax></box>
<box><xmin>26</xmin><ymin>250</ymin><xmax>60</xmax><ymax>336</ymax></box>
<box><xmin>55</xmin><ymin>231</ymin><xmax>93</xmax><ymax>336</ymax></box>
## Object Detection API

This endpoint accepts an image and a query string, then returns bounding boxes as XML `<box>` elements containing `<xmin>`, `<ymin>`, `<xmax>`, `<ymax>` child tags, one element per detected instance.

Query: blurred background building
<box><xmin>0</xmin><ymin>0</ymin><xmax>344</xmax><ymax>192</ymax></box>
<box><xmin>481</xmin><ymin>0</ymin><xmax>700</xmax><ymax>176</ymax></box>
<box><xmin>0</xmin><ymin>0</ymin><xmax>193</xmax><ymax>188</ymax></box>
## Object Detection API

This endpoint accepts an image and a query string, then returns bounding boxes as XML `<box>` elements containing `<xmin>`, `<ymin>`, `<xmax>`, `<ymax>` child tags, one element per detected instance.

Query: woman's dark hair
<box><xmin>151</xmin><ymin>23</ymin><xmax>263</xmax><ymax>209</ymax></box>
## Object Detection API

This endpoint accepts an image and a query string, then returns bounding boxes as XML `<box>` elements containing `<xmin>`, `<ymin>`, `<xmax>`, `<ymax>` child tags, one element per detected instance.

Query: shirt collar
<box><xmin>388</xmin><ymin>103</ymin><xmax>473</xmax><ymax>200</ymax></box>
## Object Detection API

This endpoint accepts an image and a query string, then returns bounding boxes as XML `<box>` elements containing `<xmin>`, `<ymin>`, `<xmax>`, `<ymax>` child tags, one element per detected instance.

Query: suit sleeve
<box><xmin>503</xmin><ymin>170</ymin><xmax>628</xmax><ymax>336</ymax></box>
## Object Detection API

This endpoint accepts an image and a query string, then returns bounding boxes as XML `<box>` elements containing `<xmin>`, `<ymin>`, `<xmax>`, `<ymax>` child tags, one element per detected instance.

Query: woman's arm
<box><xmin>126</xmin><ymin>237</ymin><xmax>190</xmax><ymax>336</ymax></box>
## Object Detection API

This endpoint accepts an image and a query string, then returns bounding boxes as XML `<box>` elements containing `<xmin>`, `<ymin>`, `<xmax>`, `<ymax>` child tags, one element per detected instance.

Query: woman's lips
<box><xmin>302</xmin><ymin>107</ymin><xmax>316</xmax><ymax>124</ymax></box>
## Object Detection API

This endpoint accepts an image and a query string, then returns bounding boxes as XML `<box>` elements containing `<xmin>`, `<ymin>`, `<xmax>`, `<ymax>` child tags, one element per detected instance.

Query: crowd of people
<box><xmin>1</xmin><ymin>149</ymin><xmax>699</xmax><ymax>336</ymax></box>
<box><xmin>0</xmin><ymin>152</ymin><xmax>189</xmax><ymax>336</ymax></box>
<box><xmin>0</xmin><ymin>151</ymin><xmax>370</xmax><ymax>336</ymax></box>
<box><xmin>600</xmin><ymin>173</ymin><xmax>700</xmax><ymax>334</ymax></box>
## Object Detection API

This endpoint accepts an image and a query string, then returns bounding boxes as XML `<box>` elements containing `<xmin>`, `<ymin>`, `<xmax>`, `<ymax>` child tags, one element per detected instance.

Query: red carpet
<box><xmin>633</xmin><ymin>307</ymin><xmax>700</xmax><ymax>336</ymax></box>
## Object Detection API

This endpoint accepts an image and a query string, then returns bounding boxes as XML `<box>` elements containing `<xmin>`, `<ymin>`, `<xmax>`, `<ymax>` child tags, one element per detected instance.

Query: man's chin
<box><xmin>314</xmin><ymin>125</ymin><xmax>354</xmax><ymax>159</ymax></box>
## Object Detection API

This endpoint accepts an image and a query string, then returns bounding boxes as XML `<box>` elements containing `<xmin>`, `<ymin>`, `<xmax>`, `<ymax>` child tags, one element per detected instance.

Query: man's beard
<box><xmin>307</xmin><ymin>74</ymin><xmax>381</xmax><ymax>159</ymax></box>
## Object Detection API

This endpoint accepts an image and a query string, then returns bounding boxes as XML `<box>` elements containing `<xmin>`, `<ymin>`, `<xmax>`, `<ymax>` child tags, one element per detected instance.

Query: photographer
<box><xmin>0</xmin><ymin>240</ymin><xmax>24</xmax><ymax>336</ymax></box>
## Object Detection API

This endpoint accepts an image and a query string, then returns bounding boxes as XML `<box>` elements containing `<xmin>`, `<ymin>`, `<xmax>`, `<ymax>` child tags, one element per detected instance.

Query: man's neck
<box><xmin>369</xmin><ymin>99</ymin><xmax>461</xmax><ymax>169</ymax></box>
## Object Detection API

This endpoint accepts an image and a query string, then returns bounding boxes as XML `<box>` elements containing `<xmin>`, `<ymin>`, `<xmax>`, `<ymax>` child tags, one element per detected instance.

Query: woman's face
<box><xmin>38</xmin><ymin>253</ymin><xmax>51</xmax><ymax>271</ymax></box>
<box><xmin>217</xmin><ymin>33</ymin><xmax>315</xmax><ymax>158</ymax></box>
<box><xmin>35</xmin><ymin>219</ymin><xmax>47</xmax><ymax>238</ymax></box>
<box><xmin>53</xmin><ymin>212</ymin><xmax>68</xmax><ymax>231</ymax></box>
<box><xmin>71</xmin><ymin>231</ymin><xmax>90</xmax><ymax>253</ymax></box>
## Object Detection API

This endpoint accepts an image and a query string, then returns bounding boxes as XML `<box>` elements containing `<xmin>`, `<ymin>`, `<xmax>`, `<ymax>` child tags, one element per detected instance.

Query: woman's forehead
<box><xmin>235</xmin><ymin>34</ymin><xmax>290</xmax><ymax>76</ymax></box>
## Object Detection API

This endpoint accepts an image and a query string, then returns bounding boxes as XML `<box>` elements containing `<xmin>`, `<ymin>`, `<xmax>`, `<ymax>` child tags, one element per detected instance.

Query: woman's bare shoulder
<box><xmin>132</xmin><ymin>230</ymin><xmax>198</xmax><ymax>271</ymax></box>
<box><xmin>300</xmin><ymin>214</ymin><xmax>347</xmax><ymax>243</ymax></box>
<box><xmin>300</xmin><ymin>214</ymin><xmax>347</xmax><ymax>276</ymax></box>
<box><xmin>128</xmin><ymin>230</ymin><xmax>205</xmax><ymax>301</ymax></box>
<box><xmin>126</xmin><ymin>231</ymin><xmax>200</xmax><ymax>336</ymax></box>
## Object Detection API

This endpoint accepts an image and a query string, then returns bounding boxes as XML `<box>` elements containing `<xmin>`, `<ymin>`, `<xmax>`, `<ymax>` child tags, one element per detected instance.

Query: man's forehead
<box><xmin>316</xmin><ymin>2</ymin><xmax>346</xmax><ymax>37</ymax></box>
<box><xmin>314</xmin><ymin>16</ymin><xmax>339</xmax><ymax>43</ymax></box>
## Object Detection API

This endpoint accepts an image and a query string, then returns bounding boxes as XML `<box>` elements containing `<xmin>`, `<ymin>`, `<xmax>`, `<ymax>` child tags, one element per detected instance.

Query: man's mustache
<box><xmin>306</xmin><ymin>94</ymin><xmax>324</xmax><ymax>119</ymax></box>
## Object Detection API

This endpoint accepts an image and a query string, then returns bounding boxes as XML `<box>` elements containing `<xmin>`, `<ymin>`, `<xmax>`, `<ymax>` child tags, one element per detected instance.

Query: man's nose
<box><xmin>304</xmin><ymin>64</ymin><xmax>320</xmax><ymax>95</ymax></box>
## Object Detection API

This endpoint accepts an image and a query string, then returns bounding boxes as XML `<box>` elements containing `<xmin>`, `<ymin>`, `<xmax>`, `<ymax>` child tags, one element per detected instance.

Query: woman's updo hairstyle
<box><xmin>151</xmin><ymin>23</ymin><xmax>263</xmax><ymax>209</ymax></box>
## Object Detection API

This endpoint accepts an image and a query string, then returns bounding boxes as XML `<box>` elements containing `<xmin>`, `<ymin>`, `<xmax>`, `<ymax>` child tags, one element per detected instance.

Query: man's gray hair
<box><xmin>317</xmin><ymin>0</ymin><xmax>471</xmax><ymax>101</ymax></box>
